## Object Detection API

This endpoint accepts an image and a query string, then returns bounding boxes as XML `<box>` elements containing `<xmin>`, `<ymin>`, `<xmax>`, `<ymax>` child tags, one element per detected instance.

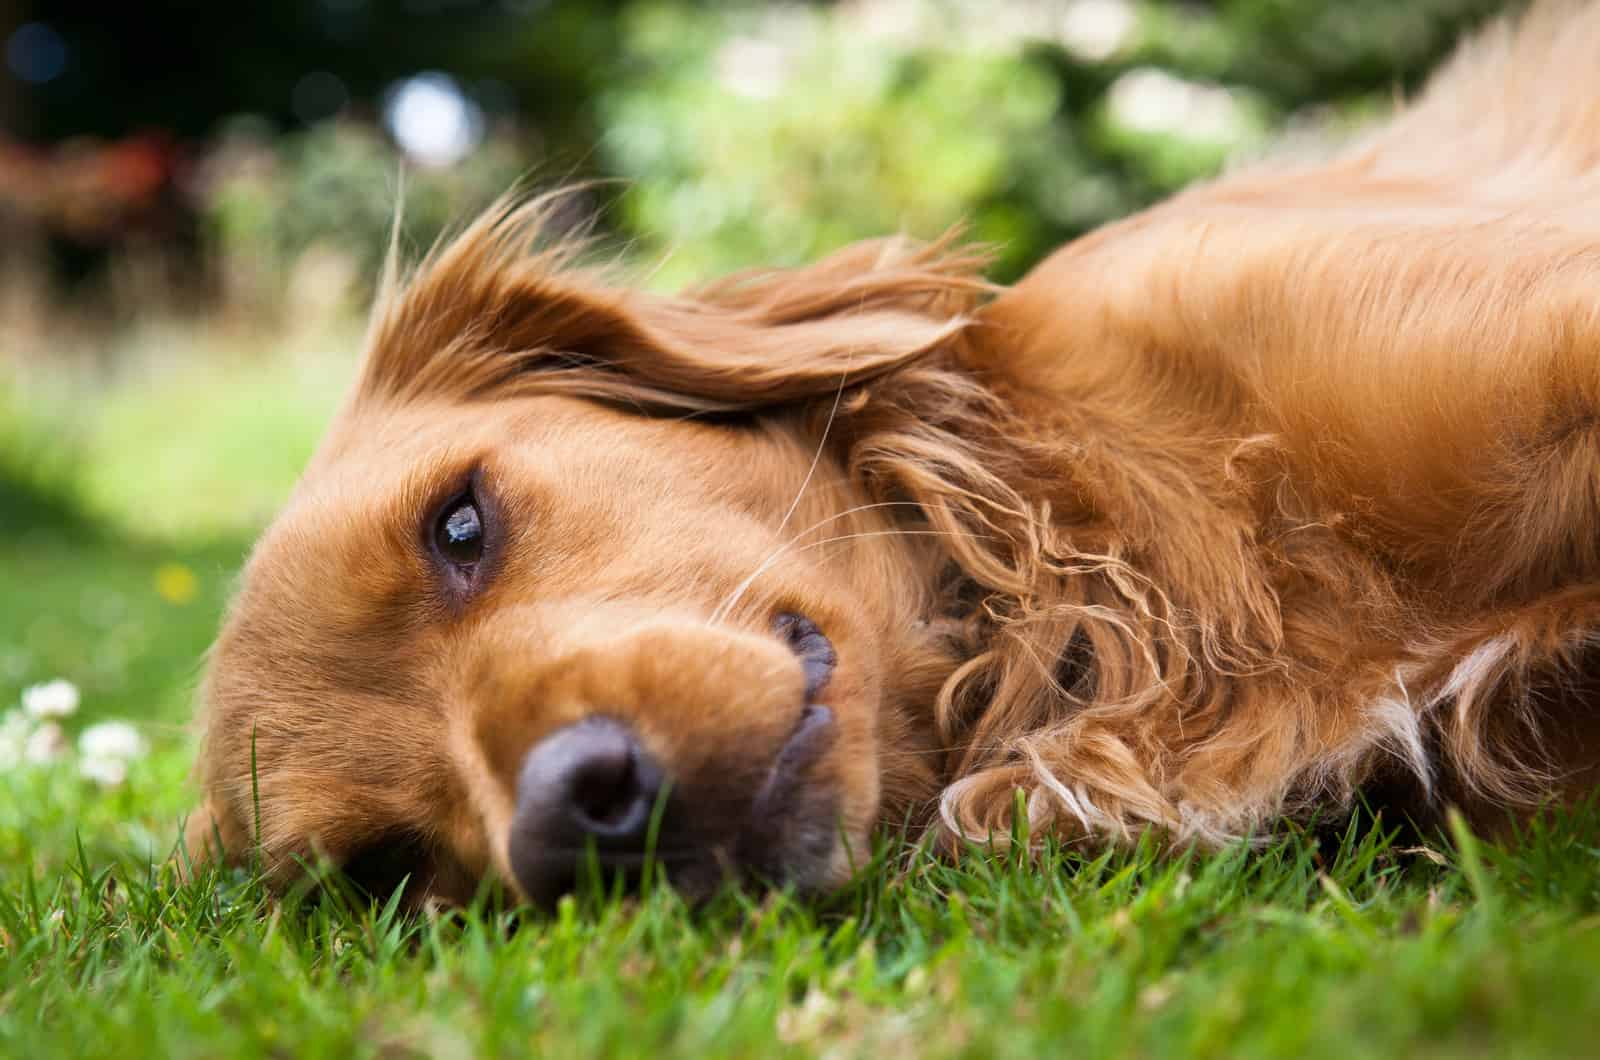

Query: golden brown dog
<box><xmin>187</xmin><ymin>2</ymin><xmax>1600</xmax><ymax>906</ymax></box>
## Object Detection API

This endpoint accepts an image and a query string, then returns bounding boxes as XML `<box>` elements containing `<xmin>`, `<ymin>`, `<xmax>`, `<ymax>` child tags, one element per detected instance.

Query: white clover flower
<box><xmin>0</xmin><ymin>709</ymin><xmax>30</xmax><ymax>769</ymax></box>
<box><xmin>24</xmin><ymin>721</ymin><xmax>66</xmax><ymax>764</ymax></box>
<box><xmin>22</xmin><ymin>678</ymin><xmax>80</xmax><ymax>719</ymax></box>
<box><xmin>79</xmin><ymin>755</ymin><xmax>129</xmax><ymax>787</ymax></box>
<box><xmin>78</xmin><ymin>720</ymin><xmax>145</xmax><ymax>762</ymax></box>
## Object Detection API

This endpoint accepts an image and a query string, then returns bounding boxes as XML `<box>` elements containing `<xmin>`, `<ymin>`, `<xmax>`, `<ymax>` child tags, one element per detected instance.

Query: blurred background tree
<box><xmin>2</xmin><ymin>0</ymin><xmax>1510</xmax><ymax>308</ymax></box>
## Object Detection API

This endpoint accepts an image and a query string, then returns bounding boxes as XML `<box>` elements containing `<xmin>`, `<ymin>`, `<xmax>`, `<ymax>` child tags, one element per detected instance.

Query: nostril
<box><xmin>510</xmin><ymin>716</ymin><xmax>668</xmax><ymax>907</ymax></box>
<box><xmin>515</xmin><ymin>716</ymin><xmax>662</xmax><ymax>844</ymax></box>
<box><xmin>569</xmin><ymin>743</ymin><xmax>646</xmax><ymax>834</ymax></box>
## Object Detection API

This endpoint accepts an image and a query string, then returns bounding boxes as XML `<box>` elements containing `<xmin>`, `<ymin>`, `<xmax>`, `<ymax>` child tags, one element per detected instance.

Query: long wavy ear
<box><xmin>356</xmin><ymin>195</ymin><xmax>994</xmax><ymax>412</ymax></box>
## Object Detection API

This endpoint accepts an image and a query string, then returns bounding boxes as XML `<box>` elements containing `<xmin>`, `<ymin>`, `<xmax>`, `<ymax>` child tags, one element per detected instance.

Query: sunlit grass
<box><xmin>1</xmin><ymin>757</ymin><xmax>1597</xmax><ymax>1059</ymax></box>
<box><xmin>5</xmin><ymin>318</ymin><xmax>359</xmax><ymax>543</ymax></box>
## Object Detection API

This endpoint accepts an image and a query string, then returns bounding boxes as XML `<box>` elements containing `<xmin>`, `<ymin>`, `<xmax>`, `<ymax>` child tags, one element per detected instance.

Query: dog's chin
<box><xmin>645</xmin><ymin>803</ymin><xmax>849</xmax><ymax>908</ymax></box>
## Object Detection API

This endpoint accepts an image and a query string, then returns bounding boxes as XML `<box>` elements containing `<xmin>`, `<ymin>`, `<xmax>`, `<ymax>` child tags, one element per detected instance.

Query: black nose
<box><xmin>508</xmin><ymin>717</ymin><xmax>666</xmax><ymax>906</ymax></box>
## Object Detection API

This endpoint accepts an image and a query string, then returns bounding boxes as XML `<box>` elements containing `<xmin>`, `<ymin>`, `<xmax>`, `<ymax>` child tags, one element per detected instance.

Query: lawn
<box><xmin>2</xmin><ymin>328</ymin><xmax>1598</xmax><ymax>1059</ymax></box>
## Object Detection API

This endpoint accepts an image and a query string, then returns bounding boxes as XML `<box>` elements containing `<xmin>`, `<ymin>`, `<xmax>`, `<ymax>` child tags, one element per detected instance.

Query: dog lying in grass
<box><xmin>186</xmin><ymin>1</ymin><xmax>1600</xmax><ymax>907</ymax></box>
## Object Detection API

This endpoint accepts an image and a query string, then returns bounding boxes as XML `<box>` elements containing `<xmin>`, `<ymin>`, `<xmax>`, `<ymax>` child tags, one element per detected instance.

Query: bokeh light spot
<box><xmin>383</xmin><ymin>71</ymin><xmax>484</xmax><ymax>167</ymax></box>
<box><xmin>6</xmin><ymin>22</ymin><xmax>68</xmax><ymax>85</ymax></box>
<box><xmin>154</xmin><ymin>563</ymin><xmax>199</xmax><ymax>606</ymax></box>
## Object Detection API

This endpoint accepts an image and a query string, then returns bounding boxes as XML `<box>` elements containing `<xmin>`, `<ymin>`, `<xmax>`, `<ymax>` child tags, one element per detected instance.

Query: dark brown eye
<box><xmin>435</xmin><ymin>496</ymin><xmax>484</xmax><ymax>569</ymax></box>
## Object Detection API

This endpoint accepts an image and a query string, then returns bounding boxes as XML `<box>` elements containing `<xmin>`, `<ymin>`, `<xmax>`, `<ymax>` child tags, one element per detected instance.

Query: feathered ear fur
<box><xmin>356</xmin><ymin>195</ymin><xmax>993</xmax><ymax>413</ymax></box>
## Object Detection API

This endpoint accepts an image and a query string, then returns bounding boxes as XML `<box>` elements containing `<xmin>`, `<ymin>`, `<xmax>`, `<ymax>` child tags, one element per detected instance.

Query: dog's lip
<box><xmin>709</xmin><ymin>701</ymin><xmax>841</xmax><ymax>895</ymax></box>
<box><xmin>749</xmin><ymin>703</ymin><xmax>837</xmax><ymax>823</ymax></box>
<box><xmin>773</xmin><ymin>612</ymin><xmax>837</xmax><ymax>700</ymax></box>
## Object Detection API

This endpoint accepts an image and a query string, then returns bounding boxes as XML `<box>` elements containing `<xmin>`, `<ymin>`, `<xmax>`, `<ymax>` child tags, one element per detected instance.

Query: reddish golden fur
<box><xmin>189</xmin><ymin>3</ymin><xmax>1600</xmax><ymax>901</ymax></box>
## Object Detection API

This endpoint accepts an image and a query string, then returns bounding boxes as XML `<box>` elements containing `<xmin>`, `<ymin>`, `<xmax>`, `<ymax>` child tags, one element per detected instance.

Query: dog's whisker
<box><xmin>789</xmin><ymin>528</ymin><xmax>1000</xmax><ymax>556</ymax></box>
<box><xmin>773</xmin><ymin>362</ymin><xmax>852</xmax><ymax>542</ymax></box>
<box><xmin>710</xmin><ymin>362</ymin><xmax>855</xmax><ymax>627</ymax></box>
<box><xmin>874</xmin><ymin>744</ymin><xmax>1015</xmax><ymax>759</ymax></box>
<box><xmin>714</xmin><ymin>527</ymin><xmax>996</xmax><ymax>627</ymax></box>
<box><xmin>709</xmin><ymin>501</ymin><xmax>928</xmax><ymax>625</ymax></box>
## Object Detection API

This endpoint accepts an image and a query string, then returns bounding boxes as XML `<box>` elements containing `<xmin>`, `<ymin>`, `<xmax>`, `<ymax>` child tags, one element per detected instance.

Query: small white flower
<box><xmin>24</xmin><ymin>721</ymin><xmax>66</xmax><ymax>763</ymax></box>
<box><xmin>78</xmin><ymin>720</ymin><xmax>145</xmax><ymax>762</ymax></box>
<box><xmin>0</xmin><ymin>709</ymin><xmax>30</xmax><ymax>769</ymax></box>
<box><xmin>22</xmin><ymin>679</ymin><xmax>80</xmax><ymax>719</ymax></box>
<box><xmin>79</xmin><ymin>755</ymin><xmax>129</xmax><ymax>787</ymax></box>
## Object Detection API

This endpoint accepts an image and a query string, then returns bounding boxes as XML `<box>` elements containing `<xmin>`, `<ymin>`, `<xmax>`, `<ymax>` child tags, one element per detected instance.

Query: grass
<box><xmin>2</xmin><ymin>329</ymin><xmax>1599</xmax><ymax>1058</ymax></box>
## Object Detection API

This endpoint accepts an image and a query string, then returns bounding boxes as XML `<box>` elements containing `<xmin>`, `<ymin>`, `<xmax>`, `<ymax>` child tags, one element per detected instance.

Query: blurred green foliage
<box><xmin>181</xmin><ymin>0</ymin><xmax>1510</xmax><ymax>295</ymax></box>
<box><xmin>592</xmin><ymin>0</ymin><xmax>1508</xmax><ymax>281</ymax></box>
<box><xmin>600</xmin><ymin>5</ymin><xmax>1097</xmax><ymax>284</ymax></box>
<box><xmin>6</xmin><ymin>1</ymin><xmax>1512</xmax><ymax>299</ymax></box>
<box><xmin>201</xmin><ymin>119</ymin><xmax>528</xmax><ymax>306</ymax></box>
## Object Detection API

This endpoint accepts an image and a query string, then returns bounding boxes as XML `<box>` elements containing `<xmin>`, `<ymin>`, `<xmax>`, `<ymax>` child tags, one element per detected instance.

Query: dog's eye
<box><xmin>435</xmin><ymin>496</ymin><xmax>484</xmax><ymax>569</ymax></box>
<box><xmin>774</xmin><ymin>612</ymin><xmax>837</xmax><ymax>699</ymax></box>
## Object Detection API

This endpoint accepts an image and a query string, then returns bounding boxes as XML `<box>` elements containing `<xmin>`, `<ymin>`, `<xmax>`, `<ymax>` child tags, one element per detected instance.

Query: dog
<box><xmin>185</xmin><ymin>2</ymin><xmax>1600</xmax><ymax>907</ymax></box>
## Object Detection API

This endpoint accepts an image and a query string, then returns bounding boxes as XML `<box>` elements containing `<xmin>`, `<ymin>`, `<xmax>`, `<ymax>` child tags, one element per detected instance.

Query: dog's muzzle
<box><xmin>506</xmin><ymin>706</ymin><xmax>839</xmax><ymax>907</ymax></box>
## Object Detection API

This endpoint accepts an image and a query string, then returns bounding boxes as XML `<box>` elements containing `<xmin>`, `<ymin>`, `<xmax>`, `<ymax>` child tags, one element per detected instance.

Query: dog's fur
<box><xmin>187</xmin><ymin>2</ymin><xmax>1600</xmax><ymax>903</ymax></box>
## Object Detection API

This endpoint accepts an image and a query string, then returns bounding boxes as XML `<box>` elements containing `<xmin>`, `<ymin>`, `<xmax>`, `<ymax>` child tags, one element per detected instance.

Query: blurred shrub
<box><xmin>198</xmin><ymin>119</ymin><xmax>528</xmax><ymax>312</ymax></box>
<box><xmin>172</xmin><ymin>0</ymin><xmax>1510</xmax><ymax>302</ymax></box>
<box><xmin>600</xmin><ymin>2</ymin><xmax>1144</xmax><ymax>284</ymax></box>
<box><xmin>10</xmin><ymin>0</ymin><xmax>1511</xmax><ymax>312</ymax></box>
<box><xmin>601</xmin><ymin>5</ymin><xmax>1104</xmax><ymax>283</ymax></box>
<box><xmin>595</xmin><ymin>0</ymin><xmax>1501</xmax><ymax>283</ymax></box>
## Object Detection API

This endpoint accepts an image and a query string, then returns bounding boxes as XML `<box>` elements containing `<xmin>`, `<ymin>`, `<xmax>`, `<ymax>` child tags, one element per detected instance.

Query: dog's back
<box><xmin>954</xmin><ymin>0</ymin><xmax>1600</xmax><ymax>834</ymax></box>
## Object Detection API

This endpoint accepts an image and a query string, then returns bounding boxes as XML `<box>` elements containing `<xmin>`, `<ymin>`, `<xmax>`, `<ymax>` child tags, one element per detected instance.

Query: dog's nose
<box><xmin>508</xmin><ymin>717</ymin><xmax>666</xmax><ymax>905</ymax></box>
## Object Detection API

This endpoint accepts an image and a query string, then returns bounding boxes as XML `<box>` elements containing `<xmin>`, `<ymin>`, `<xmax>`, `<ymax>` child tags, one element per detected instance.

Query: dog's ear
<box><xmin>356</xmin><ymin>196</ymin><xmax>993</xmax><ymax>412</ymax></box>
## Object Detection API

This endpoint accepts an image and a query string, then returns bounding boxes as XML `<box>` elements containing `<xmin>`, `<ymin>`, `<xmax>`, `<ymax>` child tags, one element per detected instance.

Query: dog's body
<box><xmin>189</xmin><ymin>3</ymin><xmax>1600</xmax><ymax>905</ymax></box>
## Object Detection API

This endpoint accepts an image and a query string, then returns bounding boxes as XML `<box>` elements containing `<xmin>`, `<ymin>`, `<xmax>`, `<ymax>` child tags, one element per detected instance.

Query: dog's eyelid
<box><xmin>422</xmin><ymin>467</ymin><xmax>501</xmax><ymax>597</ymax></box>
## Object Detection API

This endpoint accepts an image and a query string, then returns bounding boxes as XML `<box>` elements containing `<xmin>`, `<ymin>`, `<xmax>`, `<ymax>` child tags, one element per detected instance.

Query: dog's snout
<box><xmin>508</xmin><ymin>717</ymin><xmax>665</xmax><ymax>905</ymax></box>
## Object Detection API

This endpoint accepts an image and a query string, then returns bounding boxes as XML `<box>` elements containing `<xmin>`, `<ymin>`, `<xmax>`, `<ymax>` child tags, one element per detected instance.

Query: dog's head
<box><xmin>185</xmin><ymin>200</ymin><xmax>995</xmax><ymax>906</ymax></box>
